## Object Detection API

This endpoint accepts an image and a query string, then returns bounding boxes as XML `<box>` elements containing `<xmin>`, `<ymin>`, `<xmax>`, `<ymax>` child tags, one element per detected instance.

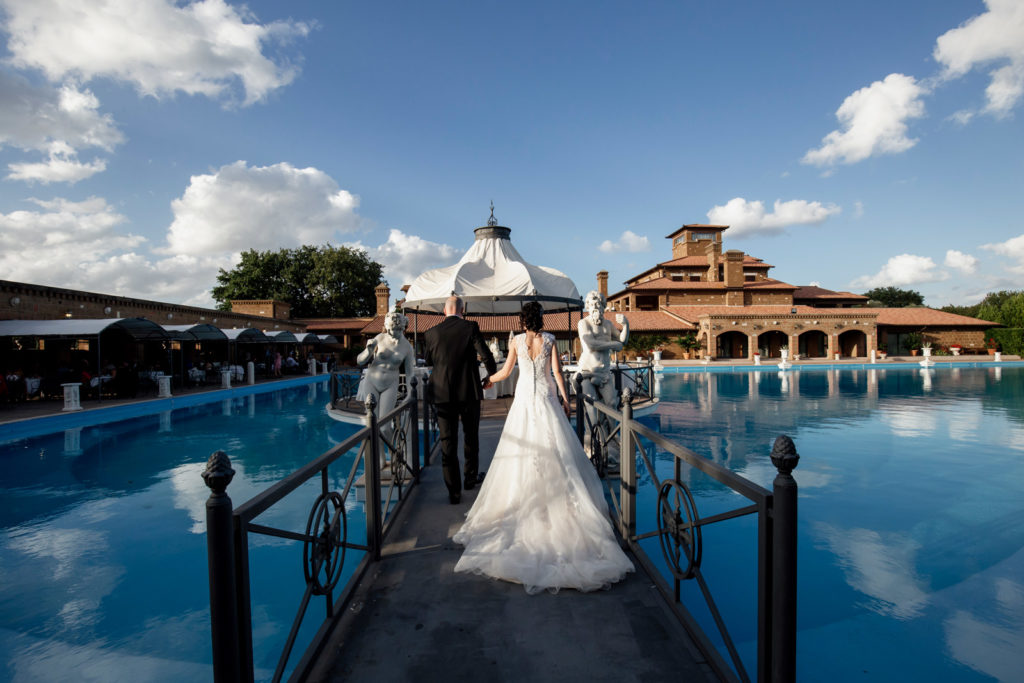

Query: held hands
<box><xmin>482</xmin><ymin>378</ymin><xmax>494</xmax><ymax>390</ymax></box>
<box><xmin>559</xmin><ymin>395</ymin><xmax>569</xmax><ymax>418</ymax></box>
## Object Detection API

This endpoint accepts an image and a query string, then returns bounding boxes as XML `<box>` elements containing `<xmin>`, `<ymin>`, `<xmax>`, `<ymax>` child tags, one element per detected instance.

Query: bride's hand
<box><xmin>560</xmin><ymin>395</ymin><xmax>569</xmax><ymax>417</ymax></box>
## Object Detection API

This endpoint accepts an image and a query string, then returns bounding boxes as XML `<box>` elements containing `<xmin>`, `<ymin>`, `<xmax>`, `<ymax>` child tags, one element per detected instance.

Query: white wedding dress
<box><xmin>453</xmin><ymin>332</ymin><xmax>634</xmax><ymax>594</ymax></box>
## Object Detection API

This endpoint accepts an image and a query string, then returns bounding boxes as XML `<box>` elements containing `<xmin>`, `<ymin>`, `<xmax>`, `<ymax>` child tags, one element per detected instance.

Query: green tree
<box><xmin>976</xmin><ymin>290</ymin><xmax>1024</xmax><ymax>328</ymax></box>
<box><xmin>862</xmin><ymin>286</ymin><xmax>924</xmax><ymax>307</ymax></box>
<box><xmin>212</xmin><ymin>244</ymin><xmax>384</xmax><ymax>318</ymax></box>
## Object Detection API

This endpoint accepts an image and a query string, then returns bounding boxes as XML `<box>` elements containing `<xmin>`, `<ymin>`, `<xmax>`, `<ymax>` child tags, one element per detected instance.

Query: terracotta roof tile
<box><xmin>628</xmin><ymin>277</ymin><xmax>795</xmax><ymax>291</ymax></box>
<box><xmin>792</xmin><ymin>286</ymin><xmax>868</xmax><ymax>301</ymax></box>
<box><xmin>662</xmin><ymin>305</ymin><xmax>872</xmax><ymax>323</ymax></box>
<box><xmin>300</xmin><ymin>318</ymin><xmax>374</xmax><ymax>331</ymax></box>
<box><xmin>873</xmin><ymin>308</ymin><xmax>998</xmax><ymax>326</ymax></box>
<box><xmin>603</xmin><ymin>310</ymin><xmax>693</xmax><ymax>331</ymax></box>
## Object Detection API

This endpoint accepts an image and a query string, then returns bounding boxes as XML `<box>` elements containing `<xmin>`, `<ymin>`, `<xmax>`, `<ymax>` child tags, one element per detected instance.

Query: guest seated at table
<box><xmin>5</xmin><ymin>368</ymin><xmax>25</xmax><ymax>403</ymax></box>
<box><xmin>24</xmin><ymin>368</ymin><xmax>42</xmax><ymax>400</ymax></box>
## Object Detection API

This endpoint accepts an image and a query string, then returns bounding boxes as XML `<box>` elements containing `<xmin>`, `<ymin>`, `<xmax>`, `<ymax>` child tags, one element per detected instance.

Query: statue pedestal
<box><xmin>308</xmin><ymin>359</ymin><xmax>317</xmax><ymax>375</ymax></box>
<box><xmin>221</xmin><ymin>369</ymin><xmax>232</xmax><ymax>388</ymax></box>
<box><xmin>247</xmin><ymin>362</ymin><xmax>255</xmax><ymax>385</ymax></box>
<box><xmin>157</xmin><ymin>375</ymin><xmax>172</xmax><ymax>398</ymax></box>
<box><xmin>61</xmin><ymin>383</ymin><xmax>82</xmax><ymax>411</ymax></box>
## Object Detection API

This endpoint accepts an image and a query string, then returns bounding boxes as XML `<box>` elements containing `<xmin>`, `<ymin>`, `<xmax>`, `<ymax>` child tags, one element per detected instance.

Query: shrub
<box><xmin>987</xmin><ymin>329</ymin><xmax>1024</xmax><ymax>355</ymax></box>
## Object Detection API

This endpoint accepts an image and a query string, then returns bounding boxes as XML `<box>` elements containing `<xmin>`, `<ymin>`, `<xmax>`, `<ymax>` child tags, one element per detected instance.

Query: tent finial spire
<box><xmin>487</xmin><ymin>200</ymin><xmax>497</xmax><ymax>227</ymax></box>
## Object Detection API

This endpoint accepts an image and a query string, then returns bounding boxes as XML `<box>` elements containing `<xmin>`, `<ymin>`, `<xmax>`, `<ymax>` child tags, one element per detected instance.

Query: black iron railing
<box><xmin>202</xmin><ymin>378</ymin><xmax>438</xmax><ymax>683</ymax></box>
<box><xmin>572</xmin><ymin>378</ymin><xmax>798</xmax><ymax>683</ymax></box>
<box><xmin>327</xmin><ymin>370</ymin><xmax>363</xmax><ymax>410</ymax></box>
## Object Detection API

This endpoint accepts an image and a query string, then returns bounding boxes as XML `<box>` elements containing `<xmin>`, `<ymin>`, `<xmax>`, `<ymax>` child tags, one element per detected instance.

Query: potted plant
<box><xmin>921</xmin><ymin>341</ymin><xmax>933</xmax><ymax>358</ymax></box>
<box><xmin>780</xmin><ymin>344</ymin><xmax>789</xmax><ymax>360</ymax></box>
<box><xmin>986</xmin><ymin>337</ymin><xmax>998</xmax><ymax>356</ymax></box>
<box><xmin>674</xmin><ymin>333</ymin><xmax>700</xmax><ymax>360</ymax></box>
<box><xmin>904</xmin><ymin>332</ymin><xmax>923</xmax><ymax>356</ymax></box>
<box><xmin>950</xmin><ymin>343</ymin><xmax>962</xmax><ymax>356</ymax></box>
<box><xmin>878</xmin><ymin>342</ymin><xmax>887</xmax><ymax>360</ymax></box>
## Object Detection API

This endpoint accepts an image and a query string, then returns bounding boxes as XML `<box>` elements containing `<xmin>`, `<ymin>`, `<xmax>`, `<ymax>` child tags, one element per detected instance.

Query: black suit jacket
<box><xmin>423</xmin><ymin>316</ymin><xmax>497</xmax><ymax>403</ymax></box>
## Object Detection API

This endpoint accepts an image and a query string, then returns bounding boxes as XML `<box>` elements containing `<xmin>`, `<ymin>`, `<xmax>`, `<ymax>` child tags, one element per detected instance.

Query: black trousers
<box><xmin>435</xmin><ymin>400</ymin><xmax>481</xmax><ymax>496</ymax></box>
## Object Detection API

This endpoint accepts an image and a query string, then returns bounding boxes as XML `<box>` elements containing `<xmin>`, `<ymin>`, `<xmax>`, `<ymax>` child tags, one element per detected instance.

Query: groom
<box><xmin>423</xmin><ymin>295</ymin><xmax>497</xmax><ymax>504</ymax></box>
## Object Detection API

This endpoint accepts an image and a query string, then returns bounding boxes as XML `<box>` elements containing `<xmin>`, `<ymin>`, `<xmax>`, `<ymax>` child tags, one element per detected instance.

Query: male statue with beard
<box><xmin>576</xmin><ymin>290</ymin><xmax>629</xmax><ymax>420</ymax></box>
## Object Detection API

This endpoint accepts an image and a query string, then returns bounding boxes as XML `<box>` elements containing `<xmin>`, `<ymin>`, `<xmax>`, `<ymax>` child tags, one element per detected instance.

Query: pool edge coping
<box><xmin>0</xmin><ymin>374</ymin><xmax>326</xmax><ymax>443</ymax></box>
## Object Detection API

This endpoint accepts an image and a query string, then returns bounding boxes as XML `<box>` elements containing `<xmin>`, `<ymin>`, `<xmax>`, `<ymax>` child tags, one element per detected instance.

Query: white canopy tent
<box><xmin>403</xmin><ymin>224</ymin><xmax>582</xmax><ymax>315</ymax></box>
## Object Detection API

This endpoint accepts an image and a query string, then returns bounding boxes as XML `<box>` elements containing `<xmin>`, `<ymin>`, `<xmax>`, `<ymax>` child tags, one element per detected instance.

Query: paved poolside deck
<box><xmin>306</xmin><ymin>410</ymin><xmax>719</xmax><ymax>683</ymax></box>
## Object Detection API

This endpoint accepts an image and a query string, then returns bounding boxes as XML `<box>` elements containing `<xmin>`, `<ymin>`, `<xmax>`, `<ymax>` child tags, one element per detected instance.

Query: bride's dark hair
<box><xmin>519</xmin><ymin>302</ymin><xmax>544</xmax><ymax>332</ymax></box>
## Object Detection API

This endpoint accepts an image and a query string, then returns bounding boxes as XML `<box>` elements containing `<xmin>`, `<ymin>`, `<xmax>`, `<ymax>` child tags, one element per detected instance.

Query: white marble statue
<box><xmin>576</xmin><ymin>290</ymin><xmax>629</xmax><ymax>415</ymax></box>
<box><xmin>488</xmin><ymin>337</ymin><xmax>504</xmax><ymax>363</ymax></box>
<box><xmin>357</xmin><ymin>310</ymin><xmax>416</xmax><ymax>422</ymax></box>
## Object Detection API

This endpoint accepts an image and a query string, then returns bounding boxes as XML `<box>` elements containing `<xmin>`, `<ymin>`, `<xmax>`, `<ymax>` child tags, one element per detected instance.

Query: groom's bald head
<box><xmin>444</xmin><ymin>296</ymin><xmax>464</xmax><ymax>317</ymax></box>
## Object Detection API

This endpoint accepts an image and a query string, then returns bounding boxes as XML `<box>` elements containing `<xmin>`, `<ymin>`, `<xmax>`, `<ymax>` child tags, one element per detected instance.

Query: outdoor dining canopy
<box><xmin>402</xmin><ymin>222</ymin><xmax>583</xmax><ymax>315</ymax></box>
<box><xmin>264</xmin><ymin>330</ymin><xmax>299</xmax><ymax>343</ymax></box>
<box><xmin>162</xmin><ymin>323</ymin><xmax>229</xmax><ymax>342</ymax></box>
<box><xmin>221</xmin><ymin>328</ymin><xmax>272</xmax><ymax>343</ymax></box>
<box><xmin>0</xmin><ymin>317</ymin><xmax>170</xmax><ymax>341</ymax></box>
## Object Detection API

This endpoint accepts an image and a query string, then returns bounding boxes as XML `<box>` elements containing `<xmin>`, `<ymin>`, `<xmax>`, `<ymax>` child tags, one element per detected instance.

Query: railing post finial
<box><xmin>769</xmin><ymin>434</ymin><xmax>798</xmax><ymax>683</ymax></box>
<box><xmin>770</xmin><ymin>435</ymin><xmax>799</xmax><ymax>476</ymax></box>
<box><xmin>621</xmin><ymin>386</ymin><xmax>633</xmax><ymax>407</ymax></box>
<box><xmin>202</xmin><ymin>450</ymin><xmax>241</xmax><ymax>683</ymax></box>
<box><xmin>202</xmin><ymin>450</ymin><xmax>235</xmax><ymax>495</ymax></box>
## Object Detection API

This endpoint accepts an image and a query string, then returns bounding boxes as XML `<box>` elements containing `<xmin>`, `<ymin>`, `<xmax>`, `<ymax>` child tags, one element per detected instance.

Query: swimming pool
<box><xmin>640</xmin><ymin>365</ymin><xmax>1024</xmax><ymax>681</ymax></box>
<box><xmin>0</xmin><ymin>380</ymin><xmax>363</xmax><ymax>682</ymax></box>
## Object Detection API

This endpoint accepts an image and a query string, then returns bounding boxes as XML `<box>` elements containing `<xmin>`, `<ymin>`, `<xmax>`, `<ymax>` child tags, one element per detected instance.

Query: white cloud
<box><xmin>850</xmin><ymin>253</ymin><xmax>949</xmax><ymax>289</ymax></box>
<box><xmin>803</xmin><ymin>74</ymin><xmax>927</xmax><ymax>166</ymax></box>
<box><xmin>944</xmin><ymin>249</ymin><xmax>979</xmax><ymax>274</ymax></box>
<box><xmin>934</xmin><ymin>0</ymin><xmax>1024</xmax><ymax>117</ymax></box>
<box><xmin>6</xmin><ymin>141</ymin><xmax>107</xmax><ymax>183</ymax></box>
<box><xmin>853</xmin><ymin>201</ymin><xmax>865</xmax><ymax>219</ymax></box>
<box><xmin>705</xmin><ymin>197</ymin><xmax>841</xmax><ymax>237</ymax></box>
<box><xmin>598</xmin><ymin>230</ymin><xmax>651</xmax><ymax>254</ymax></box>
<box><xmin>0</xmin><ymin>74</ymin><xmax>122</xmax><ymax>182</ymax></box>
<box><xmin>981</xmin><ymin>233</ymin><xmax>1024</xmax><ymax>275</ymax></box>
<box><xmin>2</xmin><ymin>0</ymin><xmax>311</xmax><ymax>106</ymax></box>
<box><xmin>0</xmin><ymin>75</ymin><xmax>124</xmax><ymax>152</ymax></box>
<box><xmin>813</xmin><ymin>522</ymin><xmax>930</xmax><ymax>620</ymax></box>
<box><xmin>162</xmin><ymin>161</ymin><xmax>361</xmax><ymax>256</ymax></box>
<box><xmin>350</xmin><ymin>229</ymin><xmax>462</xmax><ymax>293</ymax></box>
<box><xmin>0</xmin><ymin>195</ymin><xmax>231</xmax><ymax>306</ymax></box>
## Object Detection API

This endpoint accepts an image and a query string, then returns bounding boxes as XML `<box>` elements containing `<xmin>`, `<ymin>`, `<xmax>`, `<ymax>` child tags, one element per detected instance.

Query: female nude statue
<box><xmin>357</xmin><ymin>310</ymin><xmax>416</xmax><ymax>420</ymax></box>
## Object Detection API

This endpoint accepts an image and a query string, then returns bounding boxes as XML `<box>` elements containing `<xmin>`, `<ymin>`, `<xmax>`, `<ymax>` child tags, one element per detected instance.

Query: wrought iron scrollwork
<box><xmin>657</xmin><ymin>479</ymin><xmax>702</xmax><ymax>580</ymax></box>
<box><xmin>589</xmin><ymin>422</ymin><xmax>607</xmax><ymax>477</ymax></box>
<box><xmin>302</xmin><ymin>491</ymin><xmax>347</xmax><ymax>595</ymax></box>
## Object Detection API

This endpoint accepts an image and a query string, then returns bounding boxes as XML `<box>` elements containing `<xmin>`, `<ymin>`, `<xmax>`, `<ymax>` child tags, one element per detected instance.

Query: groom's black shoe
<box><xmin>449</xmin><ymin>493</ymin><xmax>461</xmax><ymax>505</ymax></box>
<box><xmin>464</xmin><ymin>471</ymin><xmax>485</xmax><ymax>490</ymax></box>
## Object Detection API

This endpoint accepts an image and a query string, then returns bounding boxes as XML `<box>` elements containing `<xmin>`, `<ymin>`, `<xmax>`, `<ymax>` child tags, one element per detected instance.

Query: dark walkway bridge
<box><xmin>306</xmin><ymin>416</ymin><xmax>717</xmax><ymax>682</ymax></box>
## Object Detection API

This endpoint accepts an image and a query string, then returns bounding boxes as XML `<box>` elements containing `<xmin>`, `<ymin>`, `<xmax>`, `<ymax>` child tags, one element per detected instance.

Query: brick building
<box><xmin>601</xmin><ymin>224</ymin><xmax>996</xmax><ymax>359</ymax></box>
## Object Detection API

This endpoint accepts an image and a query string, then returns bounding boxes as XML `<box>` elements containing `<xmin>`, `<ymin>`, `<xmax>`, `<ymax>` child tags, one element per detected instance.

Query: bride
<box><xmin>453</xmin><ymin>302</ymin><xmax>634</xmax><ymax>594</ymax></box>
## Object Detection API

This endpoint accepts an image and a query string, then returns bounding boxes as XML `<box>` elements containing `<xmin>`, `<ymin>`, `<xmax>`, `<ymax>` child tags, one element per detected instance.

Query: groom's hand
<box><xmin>482</xmin><ymin>379</ymin><xmax>494</xmax><ymax>390</ymax></box>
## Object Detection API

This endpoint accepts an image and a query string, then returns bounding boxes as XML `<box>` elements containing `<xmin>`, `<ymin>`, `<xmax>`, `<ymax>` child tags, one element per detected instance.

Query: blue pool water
<box><xmin>640</xmin><ymin>366</ymin><xmax>1024</xmax><ymax>681</ymax></box>
<box><xmin>4</xmin><ymin>367</ymin><xmax>1023</xmax><ymax>681</ymax></box>
<box><xmin>0</xmin><ymin>381</ymin><xmax>363</xmax><ymax>682</ymax></box>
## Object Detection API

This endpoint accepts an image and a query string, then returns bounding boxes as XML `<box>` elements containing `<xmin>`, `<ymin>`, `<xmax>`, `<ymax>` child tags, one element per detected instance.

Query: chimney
<box><xmin>705</xmin><ymin>243</ymin><xmax>718</xmax><ymax>282</ymax></box>
<box><xmin>597</xmin><ymin>271</ymin><xmax>609</xmax><ymax>298</ymax></box>
<box><xmin>724</xmin><ymin>250</ymin><xmax>745</xmax><ymax>288</ymax></box>
<box><xmin>375</xmin><ymin>283</ymin><xmax>391</xmax><ymax>316</ymax></box>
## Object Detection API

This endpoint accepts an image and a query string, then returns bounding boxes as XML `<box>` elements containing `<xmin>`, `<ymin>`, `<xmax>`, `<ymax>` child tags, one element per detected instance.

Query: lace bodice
<box><xmin>515</xmin><ymin>332</ymin><xmax>556</xmax><ymax>401</ymax></box>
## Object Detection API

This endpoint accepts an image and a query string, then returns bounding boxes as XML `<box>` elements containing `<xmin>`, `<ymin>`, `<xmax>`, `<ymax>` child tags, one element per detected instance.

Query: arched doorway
<box><xmin>755</xmin><ymin>330</ymin><xmax>788</xmax><ymax>357</ymax></box>
<box><xmin>798</xmin><ymin>330</ymin><xmax>828</xmax><ymax>358</ymax></box>
<box><xmin>838</xmin><ymin>330</ymin><xmax>868</xmax><ymax>357</ymax></box>
<box><xmin>715</xmin><ymin>331</ymin><xmax>748</xmax><ymax>359</ymax></box>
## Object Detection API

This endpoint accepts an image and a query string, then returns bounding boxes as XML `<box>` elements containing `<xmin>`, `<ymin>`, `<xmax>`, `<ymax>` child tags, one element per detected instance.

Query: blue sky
<box><xmin>1</xmin><ymin>0</ymin><xmax>1022</xmax><ymax>310</ymax></box>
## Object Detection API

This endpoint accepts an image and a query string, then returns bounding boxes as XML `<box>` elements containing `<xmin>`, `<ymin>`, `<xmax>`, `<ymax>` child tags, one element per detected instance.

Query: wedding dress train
<box><xmin>453</xmin><ymin>332</ymin><xmax>634</xmax><ymax>594</ymax></box>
